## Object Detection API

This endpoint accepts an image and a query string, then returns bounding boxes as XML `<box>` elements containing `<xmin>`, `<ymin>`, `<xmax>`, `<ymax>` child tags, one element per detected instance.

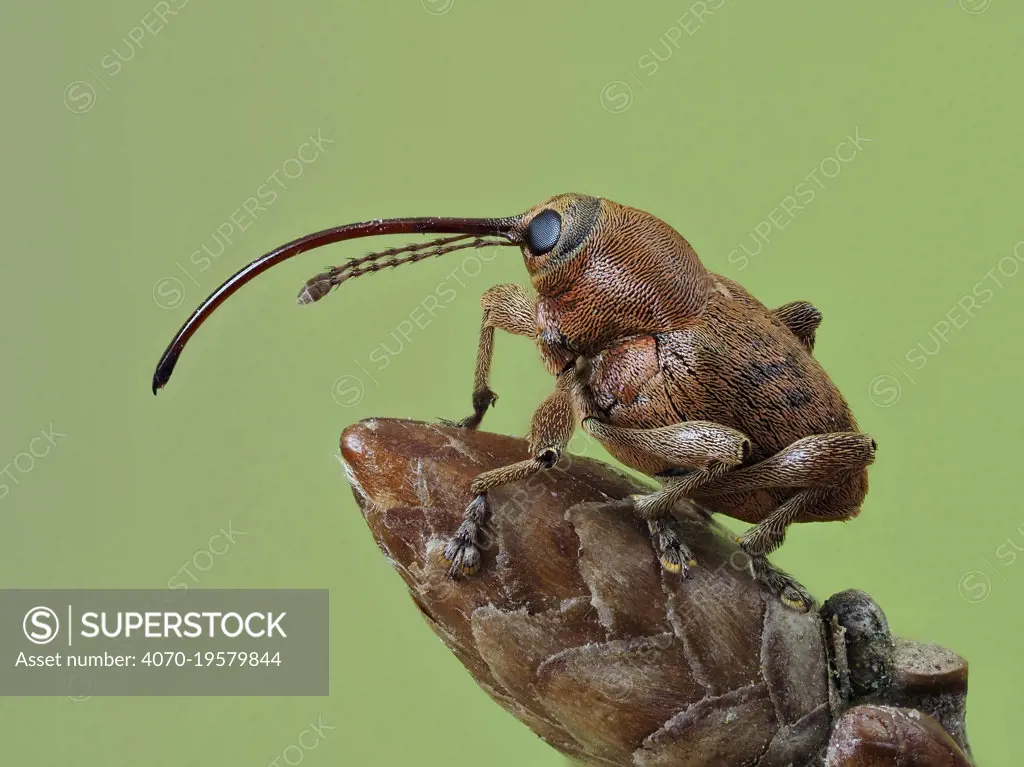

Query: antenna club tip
<box><xmin>297</xmin><ymin>278</ymin><xmax>332</xmax><ymax>305</ymax></box>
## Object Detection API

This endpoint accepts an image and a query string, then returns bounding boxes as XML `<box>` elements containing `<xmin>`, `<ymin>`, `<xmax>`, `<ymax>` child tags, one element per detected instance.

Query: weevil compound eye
<box><xmin>525</xmin><ymin>209</ymin><xmax>562</xmax><ymax>255</ymax></box>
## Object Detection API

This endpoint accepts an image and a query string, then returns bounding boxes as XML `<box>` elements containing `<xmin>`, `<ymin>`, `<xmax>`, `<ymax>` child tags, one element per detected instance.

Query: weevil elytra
<box><xmin>153</xmin><ymin>193</ymin><xmax>877</xmax><ymax>611</ymax></box>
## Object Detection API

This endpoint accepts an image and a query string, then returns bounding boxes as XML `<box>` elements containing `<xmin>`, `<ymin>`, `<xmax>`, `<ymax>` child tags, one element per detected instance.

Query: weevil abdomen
<box><xmin>652</xmin><ymin>289</ymin><xmax>857</xmax><ymax>462</ymax></box>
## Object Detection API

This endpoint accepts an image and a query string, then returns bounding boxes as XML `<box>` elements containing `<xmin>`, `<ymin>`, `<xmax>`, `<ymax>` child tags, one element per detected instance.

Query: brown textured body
<box><xmin>529</xmin><ymin>196</ymin><xmax>868</xmax><ymax>526</ymax></box>
<box><xmin>154</xmin><ymin>190</ymin><xmax>878</xmax><ymax>606</ymax></box>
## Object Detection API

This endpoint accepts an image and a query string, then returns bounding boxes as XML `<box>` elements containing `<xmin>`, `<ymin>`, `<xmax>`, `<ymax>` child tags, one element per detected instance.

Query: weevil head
<box><xmin>509</xmin><ymin>194</ymin><xmax>711</xmax><ymax>354</ymax></box>
<box><xmin>509</xmin><ymin>193</ymin><xmax>604</xmax><ymax>278</ymax></box>
<box><xmin>512</xmin><ymin>193</ymin><xmax>707</xmax><ymax>295</ymax></box>
<box><xmin>152</xmin><ymin>193</ymin><xmax>707</xmax><ymax>392</ymax></box>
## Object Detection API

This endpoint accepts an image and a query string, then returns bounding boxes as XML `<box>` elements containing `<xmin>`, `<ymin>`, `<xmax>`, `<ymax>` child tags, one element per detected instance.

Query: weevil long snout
<box><xmin>152</xmin><ymin>193</ymin><xmax>612</xmax><ymax>394</ymax></box>
<box><xmin>151</xmin><ymin>212</ymin><xmax>526</xmax><ymax>393</ymax></box>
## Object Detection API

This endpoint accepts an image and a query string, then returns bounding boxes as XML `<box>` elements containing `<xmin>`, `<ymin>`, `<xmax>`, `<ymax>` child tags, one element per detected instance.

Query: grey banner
<box><xmin>0</xmin><ymin>590</ymin><xmax>328</xmax><ymax>696</ymax></box>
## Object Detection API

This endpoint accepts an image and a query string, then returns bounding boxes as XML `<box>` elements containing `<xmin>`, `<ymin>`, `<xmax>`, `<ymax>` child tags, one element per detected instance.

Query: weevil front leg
<box><xmin>582</xmin><ymin>418</ymin><xmax>751</xmax><ymax>576</ymax></box>
<box><xmin>444</xmin><ymin>284</ymin><xmax>536</xmax><ymax>430</ymax></box>
<box><xmin>441</xmin><ymin>373</ymin><xmax>575</xmax><ymax>577</ymax></box>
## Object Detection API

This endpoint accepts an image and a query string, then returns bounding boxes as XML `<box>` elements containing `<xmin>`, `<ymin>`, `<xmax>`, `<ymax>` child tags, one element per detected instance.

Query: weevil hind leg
<box><xmin>730</xmin><ymin>488</ymin><xmax>822</xmax><ymax>610</ymax></box>
<box><xmin>772</xmin><ymin>300</ymin><xmax>822</xmax><ymax>352</ymax></box>
<box><xmin>750</xmin><ymin>558</ymin><xmax>815</xmax><ymax>612</ymax></box>
<box><xmin>739</xmin><ymin>487</ymin><xmax>831</xmax><ymax>557</ymax></box>
<box><xmin>741</xmin><ymin>494</ymin><xmax>863</xmax><ymax>612</ymax></box>
<box><xmin>640</xmin><ymin>430</ymin><xmax>874</xmax><ymax>610</ymax></box>
<box><xmin>713</xmin><ymin>433</ymin><xmax>875</xmax><ymax>611</ymax></box>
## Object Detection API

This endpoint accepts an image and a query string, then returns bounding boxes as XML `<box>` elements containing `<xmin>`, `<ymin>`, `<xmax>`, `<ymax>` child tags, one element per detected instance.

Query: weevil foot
<box><xmin>439</xmin><ymin>495</ymin><xmax>491</xmax><ymax>578</ymax></box>
<box><xmin>440</xmin><ymin>535</ymin><xmax>481</xmax><ymax>577</ymax></box>
<box><xmin>647</xmin><ymin>517</ymin><xmax>697</xmax><ymax>576</ymax></box>
<box><xmin>749</xmin><ymin>555</ymin><xmax>813</xmax><ymax>612</ymax></box>
<box><xmin>439</xmin><ymin>389</ymin><xmax>498</xmax><ymax>431</ymax></box>
<box><xmin>438</xmin><ymin>416</ymin><xmax>481</xmax><ymax>430</ymax></box>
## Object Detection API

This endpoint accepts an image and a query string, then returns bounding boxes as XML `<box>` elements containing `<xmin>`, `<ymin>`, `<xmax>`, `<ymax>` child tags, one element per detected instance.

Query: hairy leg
<box><xmin>583</xmin><ymin>418</ymin><xmax>751</xmax><ymax>575</ymax></box>
<box><xmin>720</xmin><ymin>433</ymin><xmax>875</xmax><ymax>611</ymax></box>
<box><xmin>445</xmin><ymin>283</ymin><xmax>536</xmax><ymax>430</ymax></box>
<box><xmin>590</xmin><ymin>421</ymin><xmax>875</xmax><ymax>610</ymax></box>
<box><xmin>698</xmin><ymin>432</ymin><xmax>876</xmax><ymax>496</ymax></box>
<box><xmin>441</xmin><ymin>373</ymin><xmax>575</xmax><ymax>576</ymax></box>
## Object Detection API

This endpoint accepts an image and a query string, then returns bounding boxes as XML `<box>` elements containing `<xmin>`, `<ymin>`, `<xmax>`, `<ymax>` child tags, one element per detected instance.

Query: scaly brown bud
<box><xmin>826</xmin><ymin>705</ymin><xmax>972</xmax><ymax>766</ymax></box>
<box><xmin>341</xmin><ymin>419</ymin><xmax>834</xmax><ymax>766</ymax></box>
<box><xmin>340</xmin><ymin>419</ymin><xmax>973</xmax><ymax>767</ymax></box>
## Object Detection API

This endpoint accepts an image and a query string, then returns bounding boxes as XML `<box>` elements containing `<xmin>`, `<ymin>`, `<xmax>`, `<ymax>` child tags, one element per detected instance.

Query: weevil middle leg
<box><xmin>441</xmin><ymin>372</ymin><xmax>575</xmax><ymax>577</ymax></box>
<box><xmin>582</xmin><ymin>418</ymin><xmax>751</xmax><ymax>576</ymax></box>
<box><xmin>585</xmin><ymin>422</ymin><xmax>874</xmax><ymax>610</ymax></box>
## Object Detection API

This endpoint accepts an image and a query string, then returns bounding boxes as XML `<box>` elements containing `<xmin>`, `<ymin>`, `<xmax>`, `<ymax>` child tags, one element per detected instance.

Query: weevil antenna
<box><xmin>297</xmin><ymin>235</ymin><xmax>514</xmax><ymax>304</ymax></box>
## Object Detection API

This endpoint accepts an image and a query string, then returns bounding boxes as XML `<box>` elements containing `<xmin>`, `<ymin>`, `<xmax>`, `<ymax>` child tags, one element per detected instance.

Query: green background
<box><xmin>2</xmin><ymin>1</ymin><xmax>1020</xmax><ymax>764</ymax></box>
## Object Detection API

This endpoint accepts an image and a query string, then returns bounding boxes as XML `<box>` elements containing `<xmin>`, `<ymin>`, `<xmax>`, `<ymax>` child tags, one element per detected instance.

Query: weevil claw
<box><xmin>749</xmin><ymin>555</ymin><xmax>814</xmax><ymax>612</ymax></box>
<box><xmin>660</xmin><ymin>557</ymin><xmax>683</xmax><ymax>574</ymax></box>
<box><xmin>440</xmin><ymin>538</ymin><xmax>481</xmax><ymax>579</ymax></box>
<box><xmin>648</xmin><ymin>517</ymin><xmax>696</xmax><ymax>577</ymax></box>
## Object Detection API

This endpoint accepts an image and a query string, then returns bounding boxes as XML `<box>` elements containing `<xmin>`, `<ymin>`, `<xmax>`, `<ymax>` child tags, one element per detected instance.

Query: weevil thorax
<box><xmin>515</xmin><ymin>194</ymin><xmax>713</xmax><ymax>356</ymax></box>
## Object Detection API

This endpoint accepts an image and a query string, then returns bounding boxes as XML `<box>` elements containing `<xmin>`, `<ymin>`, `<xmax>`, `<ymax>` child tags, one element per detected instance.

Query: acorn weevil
<box><xmin>153</xmin><ymin>194</ymin><xmax>876</xmax><ymax>611</ymax></box>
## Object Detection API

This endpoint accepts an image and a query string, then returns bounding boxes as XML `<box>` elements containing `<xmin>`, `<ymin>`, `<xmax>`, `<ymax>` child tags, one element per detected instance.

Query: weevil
<box><xmin>153</xmin><ymin>193</ymin><xmax>877</xmax><ymax>611</ymax></box>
